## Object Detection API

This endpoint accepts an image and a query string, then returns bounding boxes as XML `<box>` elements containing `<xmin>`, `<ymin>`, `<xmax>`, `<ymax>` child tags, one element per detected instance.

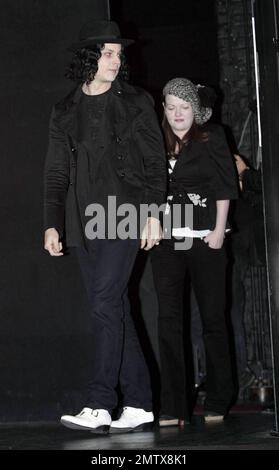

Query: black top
<box><xmin>166</xmin><ymin>123</ymin><xmax>239</xmax><ymax>232</ymax></box>
<box><xmin>43</xmin><ymin>80</ymin><xmax>167</xmax><ymax>246</ymax></box>
<box><xmin>76</xmin><ymin>89</ymin><xmax>112</xmax><ymax>230</ymax></box>
<box><xmin>77</xmin><ymin>89</ymin><xmax>110</xmax><ymax>142</ymax></box>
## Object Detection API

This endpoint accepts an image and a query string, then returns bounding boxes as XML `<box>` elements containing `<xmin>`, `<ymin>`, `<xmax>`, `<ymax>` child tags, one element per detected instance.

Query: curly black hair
<box><xmin>65</xmin><ymin>44</ymin><xmax>129</xmax><ymax>84</ymax></box>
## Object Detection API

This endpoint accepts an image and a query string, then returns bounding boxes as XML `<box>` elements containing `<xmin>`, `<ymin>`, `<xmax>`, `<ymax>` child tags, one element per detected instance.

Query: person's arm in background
<box><xmin>235</xmin><ymin>154</ymin><xmax>249</xmax><ymax>191</ymax></box>
<box><xmin>235</xmin><ymin>154</ymin><xmax>262</xmax><ymax>193</ymax></box>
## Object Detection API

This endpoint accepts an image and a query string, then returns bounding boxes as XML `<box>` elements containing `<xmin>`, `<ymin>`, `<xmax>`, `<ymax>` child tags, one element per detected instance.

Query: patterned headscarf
<box><xmin>163</xmin><ymin>77</ymin><xmax>212</xmax><ymax>125</ymax></box>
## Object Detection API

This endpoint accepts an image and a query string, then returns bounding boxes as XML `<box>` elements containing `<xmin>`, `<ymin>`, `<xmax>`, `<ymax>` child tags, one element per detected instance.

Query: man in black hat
<box><xmin>43</xmin><ymin>20</ymin><xmax>166</xmax><ymax>434</ymax></box>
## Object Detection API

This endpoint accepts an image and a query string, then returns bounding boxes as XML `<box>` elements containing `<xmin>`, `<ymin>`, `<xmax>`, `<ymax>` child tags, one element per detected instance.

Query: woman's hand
<box><xmin>44</xmin><ymin>228</ymin><xmax>64</xmax><ymax>256</ymax></box>
<box><xmin>203</xmin><ymin>229</ymin><xmax>225</xmax><ymax>249</ymax></box>
<box><xmin>204</xmin><ymin>200</ymin><xmax>229</xmax><ymax>249</ymax></box>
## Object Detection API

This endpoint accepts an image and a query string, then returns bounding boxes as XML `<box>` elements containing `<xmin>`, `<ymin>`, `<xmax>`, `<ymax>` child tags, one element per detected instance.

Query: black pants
<box><xmin>76</xmin><ymin>239</ymin><xmax>152</xmax><ymax>413</ymax></box>
<box><xmin>151</xmin><ymin>238</ymin><xmax>234</xmax><ymax>418</ymax></box>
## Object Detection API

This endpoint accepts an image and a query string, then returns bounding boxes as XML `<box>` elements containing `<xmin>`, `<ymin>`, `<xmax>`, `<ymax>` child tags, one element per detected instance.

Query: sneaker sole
<box><xmin>204</xmin><ymin>415</ymin><xmax>224</xmax><ymax>423</ymax></box>
<box><xmin>61</xmin><ymin>418</ymin><xmax>110</xmax><ymax>434</ymax></box>
<box><xmin>109</xmin><ymin>422</ymin><xmax>154</xmax><ymax>434</ymax></box>
<box><xmin>159</xmin><ymin>418</ymin><xmax>179</xmax><ymax>427</ymax></box>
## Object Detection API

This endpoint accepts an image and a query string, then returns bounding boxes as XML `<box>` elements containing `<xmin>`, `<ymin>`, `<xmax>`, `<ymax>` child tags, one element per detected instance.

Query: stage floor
<box><xmin>1</xmin><ymin>408</ymin><xmax>278</xmax><ymax>451</ymax></box>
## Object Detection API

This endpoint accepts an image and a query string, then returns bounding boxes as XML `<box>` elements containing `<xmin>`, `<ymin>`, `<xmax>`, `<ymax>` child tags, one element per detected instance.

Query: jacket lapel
<box><xmin>172</xmin><ymin>141</ymin><xmax>200</xmax><ymax>174</ymax></box>
<box><xmin>110</xmin><ymin>81</ymin><xmax>142</xmax><ymax>141</ymax></box>
<box><xmin>56</xmin><ymin>86</ymin><xmax>83</xmax><ymax>142</ymax></box>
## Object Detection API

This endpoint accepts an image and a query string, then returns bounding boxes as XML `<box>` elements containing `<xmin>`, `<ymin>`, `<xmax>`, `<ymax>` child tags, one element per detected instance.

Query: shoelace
<box><xmin>79</xmin><ymin>409</ymin><xmax>99</xmax><ymax>417</ymax></box>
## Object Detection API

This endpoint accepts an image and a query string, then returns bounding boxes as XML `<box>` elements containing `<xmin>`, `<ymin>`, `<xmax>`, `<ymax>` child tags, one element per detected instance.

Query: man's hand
<box><xmin>44</xmin><ymin>228</ymin><xmax>63</xmax><ymax>256</ymax></box>
<box><xmin>140</xmin><ymin>217</ymin><xmax>163</xmax><ymax>251</ymax></box>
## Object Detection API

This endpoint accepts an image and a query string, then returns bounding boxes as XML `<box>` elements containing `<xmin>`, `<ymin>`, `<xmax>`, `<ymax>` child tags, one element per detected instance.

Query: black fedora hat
<box><xmin>69</xmin><ymin>19</ymin><xmax>134</xmax><ymax>51</ymax></box>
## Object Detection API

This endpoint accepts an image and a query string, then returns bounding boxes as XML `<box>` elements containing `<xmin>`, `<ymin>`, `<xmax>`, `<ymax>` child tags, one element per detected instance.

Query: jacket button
<box><xmin>116</xmin><ymin>136</ymin><xmax>122</xmax><ymax>143</ymax></box>
<box><xmin>120</xmin><ymin>171</ymin><xmax>125</xmax><ymax>178</ymax></box>
<box><xmin>69</xmin><ymin>182</ymin><xmax>73</xmax><ymax>185</ymax></box>
<box><xmin>117</xmin><ymin>155</ymin><xmax>124</xmax><ymax>160</ymax></box>
<box><xmin>71</xmin><ymin>147</ymin><xmax>76</xmax><ymax>152</ymax></box>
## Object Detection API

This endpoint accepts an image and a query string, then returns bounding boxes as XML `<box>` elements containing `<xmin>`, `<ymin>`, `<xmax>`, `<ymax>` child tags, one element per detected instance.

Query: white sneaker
<box><xmin>110</xmin><ymin>406</ymin><xmax>154</xmax><ymax>433</ymax></box>
<box><xmin>60</xmin><ymin>407</ymin><xmax>111</xmax><ymax>434</ymax></box>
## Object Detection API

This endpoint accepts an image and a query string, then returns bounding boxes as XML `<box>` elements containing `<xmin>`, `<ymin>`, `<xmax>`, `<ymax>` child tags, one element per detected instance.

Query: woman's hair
<box><xmin>162</xmin><ymin>106</ymin><xmax>208</xmax><ymax>159</ymax></box>
<box><xmin>65</xmin><ymin>44</ymin><xmax>129</xmax><ymax>84</ymax></box>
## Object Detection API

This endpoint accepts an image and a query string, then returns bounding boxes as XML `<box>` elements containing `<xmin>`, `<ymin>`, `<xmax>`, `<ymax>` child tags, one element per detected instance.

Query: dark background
<box><xmin>112</xmin><ymin>0</ymin><xmax>219</xmax><ymax>85</ymax></box>
<box><xmin>0</xmin><ymin>0</ymin><xmax>219</xmax><ymax>420</ymax></box>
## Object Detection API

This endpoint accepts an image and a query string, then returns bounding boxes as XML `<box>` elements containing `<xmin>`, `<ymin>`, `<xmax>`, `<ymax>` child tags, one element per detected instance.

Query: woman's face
<box><xmin>164</xmin><ymin>94</ymin><xmax>194</xmax><ymax>138</ymax></box>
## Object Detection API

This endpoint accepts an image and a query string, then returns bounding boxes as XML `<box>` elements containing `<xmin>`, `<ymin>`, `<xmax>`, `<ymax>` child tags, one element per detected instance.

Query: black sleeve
<box><xmin>206</xmin><ymin>125</ymin><xmax>239</xmax><ymax>200</ymax></box>
<box><xmin>134</xmin><ymin>96</ymin><xmax>167</xmax><ymax>208</ymax></box>
<box><xmin>43</xmin><ymin>107</ymin><xmax>70</xmax><ymax>237</ymax></box>
<box><xmin>242</xmin><ymin>168</ymin><xmax>262</xmax><ymax>194</ymax></box>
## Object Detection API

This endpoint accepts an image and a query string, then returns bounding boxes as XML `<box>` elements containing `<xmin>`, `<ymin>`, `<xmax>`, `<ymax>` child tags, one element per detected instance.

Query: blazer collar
<box><xmin>171</xmin><ymin>141</ymin><xmax>199</xmax><ymax>173</ymax></box>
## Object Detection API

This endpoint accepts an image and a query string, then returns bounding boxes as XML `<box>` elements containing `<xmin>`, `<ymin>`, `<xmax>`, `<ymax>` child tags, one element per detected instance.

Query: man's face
<box><xmin>94</xmin><ymin>43</ymin><xmax>122</xmax><ymax>84</ymax></box>
<box><xmin>164</xmin><ymin>94</ymin><xmax>194</xmax><ymax>138</ymax></box>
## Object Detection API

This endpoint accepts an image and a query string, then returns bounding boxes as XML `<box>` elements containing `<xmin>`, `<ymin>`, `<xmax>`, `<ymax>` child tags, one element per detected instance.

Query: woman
<box><xmin>151</xmin><ymin>78</ymin><xmax>238</xmax><ymax>425</ymax></box>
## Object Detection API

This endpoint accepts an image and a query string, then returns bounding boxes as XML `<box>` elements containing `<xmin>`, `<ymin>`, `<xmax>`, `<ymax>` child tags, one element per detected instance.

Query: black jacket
<box><xmin>167</xmin><ymin>124</ymin><xmax>239</xmax><ymax>231</ymax></box>
<box><xmin>43</xmin><ymin>80</ymin><xmax>167</xmax><ymax>246</ymax></box>
<box><xmin>232</xmin><ymin>168</ymin><xmax>265</xmax><ymax>265</ymax></box>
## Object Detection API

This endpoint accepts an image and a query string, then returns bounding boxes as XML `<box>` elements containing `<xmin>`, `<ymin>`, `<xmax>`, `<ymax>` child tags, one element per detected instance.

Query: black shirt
<box><xmin>77</xmin><ymin>89</ymin><xmax>110</xmax><ymax>143</ymax></box>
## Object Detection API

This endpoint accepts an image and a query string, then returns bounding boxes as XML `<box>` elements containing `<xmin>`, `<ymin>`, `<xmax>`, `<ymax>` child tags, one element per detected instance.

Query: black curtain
<box><xmin>0</xmin><ymin>0</ymin><xmax>219</xmax><ymax>421</ymax></box>
<box><xmin>254</xmin><ymin>0</ymin><xmax>279</xmax><ymax>433</ymax></box>
<box><xmin>0</xmin><ymin>0</ymin><xmax>108</xmax><ymax>422</ymax></box>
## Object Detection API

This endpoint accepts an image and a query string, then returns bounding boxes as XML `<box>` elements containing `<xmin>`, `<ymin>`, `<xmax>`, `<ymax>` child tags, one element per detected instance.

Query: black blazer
<box><xmin>167</xmin><ymin>124</ymin><xmax>239</xmax><ymax>231</ymax></box>
<box><xmin>43</xmin><ymin>80</ymin><xmax>167</xmax><ymax>246</ymax></box>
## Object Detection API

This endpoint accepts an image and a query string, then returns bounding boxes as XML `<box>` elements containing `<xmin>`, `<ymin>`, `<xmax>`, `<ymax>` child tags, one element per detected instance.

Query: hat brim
<box><xmin>68</xmin><ymin>37</ymin><xmax>134</xmax><ymax>52</ymax></box>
